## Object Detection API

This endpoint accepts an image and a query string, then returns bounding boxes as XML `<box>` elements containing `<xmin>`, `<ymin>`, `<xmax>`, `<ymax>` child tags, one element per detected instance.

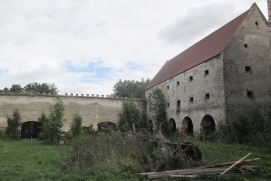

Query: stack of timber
<box><xmin>140</xmin><ymin>153</ymin><xmax>260</xmax><ymax>179</ymax></box>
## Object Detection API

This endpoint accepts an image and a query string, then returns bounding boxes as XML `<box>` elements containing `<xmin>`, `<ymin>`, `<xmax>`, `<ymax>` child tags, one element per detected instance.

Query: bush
<box><xmin>39</xmin><ymin>98</ymin><xmax>65</xmax><ymax>145</ymax></box>
<box><xmin>118</xmin><ymin>99</ymin><xmax>140</xmax><ymax>133</ymax></box>
<box><xmin>5</xmin><ymin>109</ymin><xmax>21</xmax><ymax>139</ymax></box>
<box><xmin>70</xmin><ymin>112</ymin><xmax>82</xmax><ymax>138</ymax></box>
<box><xmin>211</xmin><ymin>109</ymin><xmax>271</xmax><ymax>147</ymax></box>
<box><xmin>148</xmin><ymin>89</ymin><xmax>169</xmax><ymax>135</ymax></box>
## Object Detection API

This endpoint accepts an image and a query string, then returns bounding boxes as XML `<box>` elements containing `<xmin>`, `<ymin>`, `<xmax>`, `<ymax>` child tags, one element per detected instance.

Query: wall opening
<box><xmin>97</xmin><ymin>121</ymin><xmax>116</xmax><ymax>132</ymax></box>
<box><xmin>204</xmin><ymin>70</ymin><xmax>209</xmax><ymax>76</ymax></box>
<box><xmin>167</xmin><ymin>103</ymin><xmax>170</xmax><ymax>107</ymax></box>
<box><xmin>245</xmin><ymin>66</ymin><xmax>251</xmax><ymax>72</ymax></box>
<box><xmin>205</xmin><ymin>93</ymin><xmax>210</xmax><ymax>100</ymax></box>
<box><xmin>247</xmin><ymin>91</ymin><xmax>254</xmax><ymax>99</ymax></box>
<box><xmin>168</xmin><ymin>118</ymin><xmax>177</xmax><ymax>134</ymax></box>
<box><xmin>176</xmin><ymin>100</ymin><xmax>180</xmax><ymax>112</ymax></box>
<box><xmin>200</xmin><ymin>115</ymin><xmax>215</xmax><ymax>138</ymax></box>
<box><xmin>177</xmin><ymin>81</ymin><xmax>180</xmax><ymax>86</ymax></box>
<box><xmin>182</xmin><ymin>116</ymin><xmax>193</xmax><ymax>135</ymax></box>
<box><xmin>189</xmin><ymin>76</ymin><xmax>193</xmax><ymax>81</ymax></box>
<box><xmin>255</xmin><ymin>21</ymin><xmax>259</xmax><ymax>28</ymax></box>
<box><xmin>21</xmin><ymin>121</ymin><xmax>42</xmax><ymax>139</ymax></box>
<box><xmin>190</xmin><ymin>97</ymin><xmax>194</xmax><ymax>102</ymax></box>
<box><xmin>244</xmin><ymin>43</ymin><xmax>248</xmax><ymax>48</ymax></box>
<box><xmin>167</xmin><ymin>86</ymin><xmax>169</xmax><ymax>89</ymax></box>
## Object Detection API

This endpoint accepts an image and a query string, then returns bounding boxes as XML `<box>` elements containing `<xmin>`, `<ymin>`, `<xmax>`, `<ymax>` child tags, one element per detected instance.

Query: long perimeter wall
<box><xmin>0</xmin><ymin>94</ymin><xmax>145</xmax><ymax>131</ymax></box>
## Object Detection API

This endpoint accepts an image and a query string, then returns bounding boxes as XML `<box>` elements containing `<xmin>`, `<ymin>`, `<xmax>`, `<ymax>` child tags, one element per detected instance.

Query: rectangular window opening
<box><xmin>247</xmin><ymin>91</ymin><xmax>254</xmax><ymax>99</ymax></box>
<box><xmin>189</xmin><ymin>76</ymin><xmax>193</xmax><ymax>81</ymax></box>
<box><xmin>176</xmin><ymin>100</ymin><xmax>180</xmax><ymax>112</ymax></box>
<box><xmin>245</xmin><ymin>66</ymin><xmax>251</xmax><ymax>72</ymax></box>
<box><xmin>204</xmin><ymin>70</ymin><xmax>209</xmax><ymax>76</ymax></box>
<box><xmin>167</xmin><ymin>86</ymin><xmax>169</xmax><ymax>89</ymax></box>
<box><xmin>190</xmin><ymin>97</ymin><xmax>194</xmax><ymax>102</ymax></box>
<box><xmin>177</xmin><ymin>81</ymin><xmax>180</xmax><ymax>86</ymax></box>
<box><xmin>167</xmin><ymin>103</ymin><xmax>170</xmax><ymax>107</ymax></box>
<box><xmin>205</xmin><ymin>93</ymin><xmax>210</xmax><ymax>100</ymax></box>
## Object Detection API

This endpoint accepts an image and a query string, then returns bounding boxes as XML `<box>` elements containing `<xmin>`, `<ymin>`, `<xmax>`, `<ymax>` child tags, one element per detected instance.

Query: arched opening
<box><xmin>97</xmin><ymin>121</ymin><xmax>116</xmax><ymax>132</ymax></box>
<box><xmin>201</xmin><ymin>115</ymin><xmax>215</xmax><ymax>137</ymax></box>
<box><xmin>168</xmin><ymin>118</ymin><xmax>177</xmax><ymax>133</ymax></box>
<box><xmin>182</xmin><ymin>116</ymin><xmax>193</xmax><ymax>135</ymax></box>
<box><xmin>21</xmin><ymin>121</ymin><xmax>42</xmax><ymax>139</ymax></box>
<box><xmin>147</xmin><ymin>120</ymin><xmax>153</xmax><ymax>133</ymax></box>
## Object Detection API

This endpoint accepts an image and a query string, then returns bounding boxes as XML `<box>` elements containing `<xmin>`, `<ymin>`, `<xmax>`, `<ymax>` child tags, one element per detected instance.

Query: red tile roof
<box><xmin>146</xmin><ymin>5</ymin><xmax>253</xmax><ymax>90</ymax></box>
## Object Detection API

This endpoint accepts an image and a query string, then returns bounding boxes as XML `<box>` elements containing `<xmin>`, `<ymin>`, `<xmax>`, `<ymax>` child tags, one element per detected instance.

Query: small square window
<box><xmin>189</xmin><ymin>76</ymin><xmax>193</xmax><ymax>81</ymax></box>
<box><xmin>177</xmin><ymin>81</ymin><xmax>180</xmax><ymax>86</ymax></box>
<box><xmin>167</xmin><ymin>86</ymin><xmax>169</xmax><ymax>89</ymax></box>
<box><xmin>205</xmin><ymin>93</ymin><xmax>210</xmax><ymax>100</ymax></box>
<box><xmin>190</xmin><ymin>97</ymin><xmax>194</xmax><ymax>102</ymax></box>
<box><xmin>204</xmin><ymin>70</ymin><xmax>209</xmax><ymax>76</ymax></box>
<box><xmin>245</xmin><ymin>66</ymin><xmax>251</xmax><ymax>72</ymax></box>
<box><xmin>244</xmin><ymin>43</ymin><xmax>248</xmax><ymax>48</ymax></box>
<box><xmin>247</xmin><ymin>91</ymin><xmax>254</xmax><ymax>99</ymax></box>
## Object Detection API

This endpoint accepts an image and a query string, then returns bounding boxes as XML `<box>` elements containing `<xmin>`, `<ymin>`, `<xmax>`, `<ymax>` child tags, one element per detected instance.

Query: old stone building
<box><xmin>145</xmin><ymin>3</ymin><xmax>271</xmax><ymax>136</ymax></box>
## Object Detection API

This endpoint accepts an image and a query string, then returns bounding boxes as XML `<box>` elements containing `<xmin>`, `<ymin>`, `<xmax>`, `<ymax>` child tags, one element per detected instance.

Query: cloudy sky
<box><xmin>0</xmin><ymin>0</ymin><xmax>268</xmax><ymax>95</ymax></box>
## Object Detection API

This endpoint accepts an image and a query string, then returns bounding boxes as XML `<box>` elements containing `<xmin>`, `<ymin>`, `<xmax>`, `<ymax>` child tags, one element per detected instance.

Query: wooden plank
<box><xmin>200</xmin><ymin>158</ymin><xmax>260</xmax><ymax>168</ymax></box>
<box><xmin>220</xmin><ymin>153</ymin><xmax>252</xmax><ymax>175</ymax></box>
<box><xmin>170</xmin><ymin>174</ymin><xmax>198</xmax><ymax>178</ymax></box>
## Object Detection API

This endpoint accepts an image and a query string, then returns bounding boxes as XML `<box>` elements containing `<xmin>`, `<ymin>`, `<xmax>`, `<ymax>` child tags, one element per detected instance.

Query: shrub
<box><xmin>70</xmin><ymin>112</ymin><xmax>82</xmax><ymax>138</ymax></box>
<box><xmin>148</xmin><ymin>89</ymin><xmax>169</xmax><ymax>135</ymax></box>
<box><xmin>39</xmin><ymin>98</ymin><xmax>65</xmax><ymax>145</ymax></box>
<box><xmin>211</xmin><ymin>109</ymin><xmax>271</xmax><ymax>147</ymax></box>
<box><xmin>5</xmin><ymin>108</ymin><xmax>21</xmax><ymax>139</ymax></box>
<box><xmin>118</xmin><ymin>99</ymin><xmax>140</xmax><ymax>133</ymax></box>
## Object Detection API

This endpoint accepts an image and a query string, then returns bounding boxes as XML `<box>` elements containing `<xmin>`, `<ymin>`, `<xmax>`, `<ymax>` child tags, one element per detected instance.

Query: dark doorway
<box><xmin>201</xmin><ymin>115</ymin><xmax>215</xmax><ymax>137</ymax></box>
<box><xmin>182</xmin><ymin>117</ymin><xmax>193</xmax><ymax>135</ymax></box>
<box><xmin>21</xmin><ymin>121</ymin><xmax>42</xmax><ymax>139</ymax></box>
<box><xmin>168</xmin><ymin>118</ymin><xmax>177</xmax><ymax>133</ymax></box>
<box><xmin>97</xmin><ymin>121</ymin><xmax>116</xmax><ymax>132</ymax></box>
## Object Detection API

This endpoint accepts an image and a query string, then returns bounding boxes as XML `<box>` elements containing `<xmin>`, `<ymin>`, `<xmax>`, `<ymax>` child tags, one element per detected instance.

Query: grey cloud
<box><xmin>158</xmin><ymin>3</ymin><xmax>236</xmax><ymax>45</ymax></box>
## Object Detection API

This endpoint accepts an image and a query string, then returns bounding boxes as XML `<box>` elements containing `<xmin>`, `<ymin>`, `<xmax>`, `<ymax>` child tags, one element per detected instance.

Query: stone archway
<box><xmin>21</xmin><ymin>121</ymin><xmax>42</xmax><ymax>139</ymax></box>
<box><xmin>147</xmin><ymin>120</ymin><xmax>153</xmax><ymax>133</ymax></box>
<box><xmin>201</xmin><ymin>115</ymin><xmax>216</xmax><ymax>137</ymax></box>
<box><xmin>182</xmin><ymin>116</ymin><xmax>193</xmax><ymax>135</ymax></box>
<box><xmin>168</xmin><ymin>118</ymin><xmax>177</xmax><ymax>133</ymax></box>
<box><xmin>97</xmin><ymin>121</ymin><xmax>116</xmax><ymax>132</ymax></box>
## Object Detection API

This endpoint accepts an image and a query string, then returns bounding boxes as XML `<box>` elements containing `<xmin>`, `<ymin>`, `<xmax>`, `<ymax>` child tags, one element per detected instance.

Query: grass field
<box><xmin>0</xmin><ymin>139</ymin><xmax>270</xmax><ymax>181</ymax></box>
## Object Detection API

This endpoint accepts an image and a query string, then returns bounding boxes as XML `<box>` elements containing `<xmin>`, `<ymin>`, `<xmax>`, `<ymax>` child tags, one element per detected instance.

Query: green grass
<box><xmin>0</xmin><ymin>139</ymin><xmax>270</xmax><ymax>180</ymax></box>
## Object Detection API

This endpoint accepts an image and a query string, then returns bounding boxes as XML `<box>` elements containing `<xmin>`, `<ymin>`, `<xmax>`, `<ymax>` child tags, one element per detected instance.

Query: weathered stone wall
<box><xmin>223</xmin><ymin>5</ymin><xmax>271</xmax><ymax>120</ymax></box>
<box><xmin>0</xmin><ymin>94</ymin><xmax>145</xmax><ymax>131</ymax></box>
<box><xmin>146</xmin><ymin>54</ymin><xmax>226</xmax><ymax>133</ymax></box>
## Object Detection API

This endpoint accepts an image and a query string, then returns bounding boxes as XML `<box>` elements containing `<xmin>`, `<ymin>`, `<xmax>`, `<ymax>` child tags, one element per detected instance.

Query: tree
<box><xmin>148</xmin><ymin>88</ymin><xmax>169</xmax><ymax>135</ymax></box>
<box><xmin>5</xmin><ymin>109</ymin><xmax>21</xmax><ymax>139</ymax></box>
<box><xmin>70</xmin><ymin>112</ymin><xmax>82</xmax><ymax>138</ymax></box>
<box><xmin>118</xmin><ymin>99</ymin><xmax>140</xmax><ymax>132</ymax></box>
<box><xmin>113</xmin><ymin>79</ymin><xmax>150</xmax><ymax>99</ymax></box>
<box><xmin>40</xmin><ymin>98</ymin><xmax>65</xmax><ymax>145</ymax></box>
<box><xmin>10</xmin><ymin>84</ymin><xmax>23</xmax><ymax>93</ymax></box>
<box><xmin>24</xmin><ymin>82</ymin><xmax>58</xmax><ymax>95</ymax></box>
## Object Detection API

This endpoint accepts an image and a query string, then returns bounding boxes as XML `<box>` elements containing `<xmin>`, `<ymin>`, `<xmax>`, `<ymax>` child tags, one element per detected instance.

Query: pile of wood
<box><xmin>140</xmin><ymin>153</ymin><xmax>260</xmax><ymax>179</ymax></box>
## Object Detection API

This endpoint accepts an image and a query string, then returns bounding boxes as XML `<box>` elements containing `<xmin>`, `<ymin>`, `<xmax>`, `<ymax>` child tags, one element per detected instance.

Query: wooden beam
<box><xmin>220</xmin><ymin>153</ymin><xmax>252</xmax><ymax>175</ymax></box>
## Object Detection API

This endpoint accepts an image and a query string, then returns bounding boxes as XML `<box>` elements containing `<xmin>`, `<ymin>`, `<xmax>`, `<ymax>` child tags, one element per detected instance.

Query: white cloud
<box><xmin>0</xmin><ymin>0</ymin><xmax>268</xmax><ymax>95</ymax></box>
